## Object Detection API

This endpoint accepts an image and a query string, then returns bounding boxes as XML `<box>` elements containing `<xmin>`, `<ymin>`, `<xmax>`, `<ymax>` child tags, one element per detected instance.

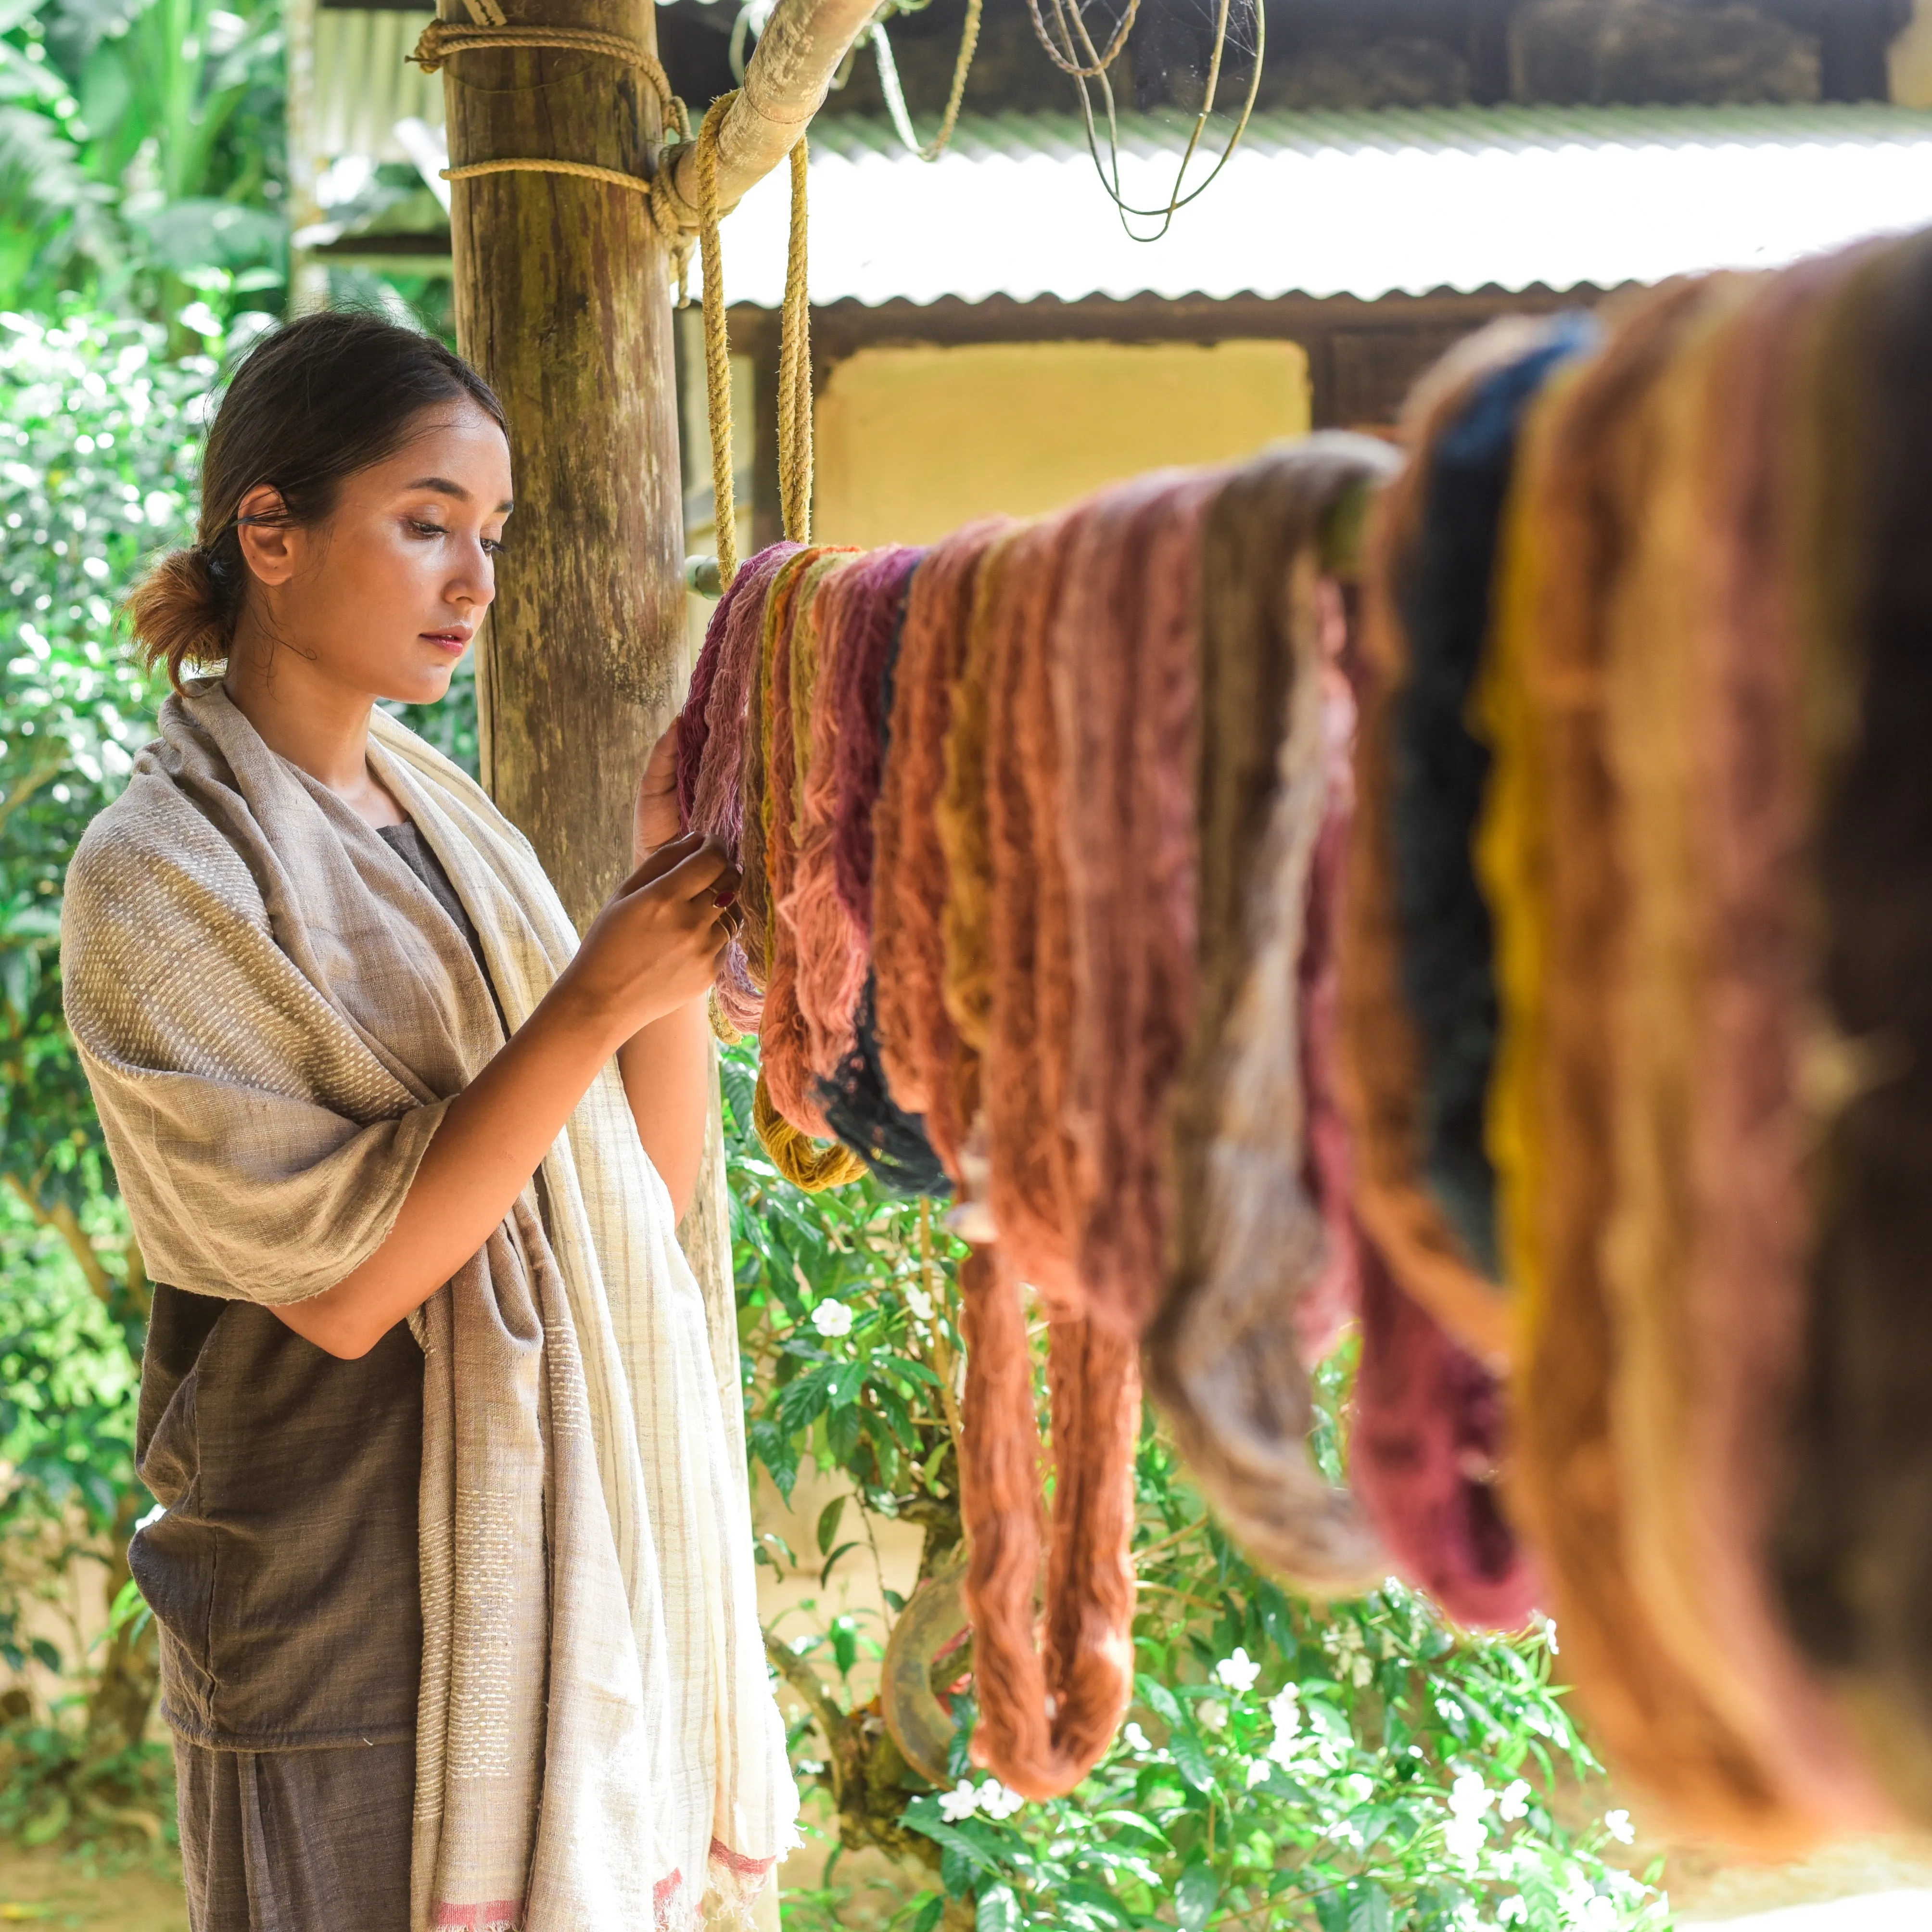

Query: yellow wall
<box><xmin>812</xmin><ymin>337</ymin><xmax>1312</xmax><ymax>548</ymax></box>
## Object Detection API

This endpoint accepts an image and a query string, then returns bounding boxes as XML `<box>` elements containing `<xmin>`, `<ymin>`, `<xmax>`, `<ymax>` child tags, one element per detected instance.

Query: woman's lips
<box><xmin>422</xmin><ymin>630</ymin><xmax>470</xmax><ymax>655</ymax></box>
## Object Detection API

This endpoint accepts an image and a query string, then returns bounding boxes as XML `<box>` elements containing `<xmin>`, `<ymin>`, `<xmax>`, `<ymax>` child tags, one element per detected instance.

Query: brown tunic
<box><xmin>143</xmin><ymin>819</ymin><xmax>486</xmax><ymax>1929</ymax></box>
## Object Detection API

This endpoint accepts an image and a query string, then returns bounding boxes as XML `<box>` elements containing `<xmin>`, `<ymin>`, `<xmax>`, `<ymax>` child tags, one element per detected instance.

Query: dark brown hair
<box><xmin>125</xmin><ymin>310</ymin><xmax>507</xmax><ymax>690</ymax></box>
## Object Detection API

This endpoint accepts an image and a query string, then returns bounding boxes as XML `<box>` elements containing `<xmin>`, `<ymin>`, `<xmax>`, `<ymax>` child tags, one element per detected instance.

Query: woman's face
<box><xmin>233</xmin><ymin>400</ymin><xmax>514</xmax><ymax>707</ymax></box>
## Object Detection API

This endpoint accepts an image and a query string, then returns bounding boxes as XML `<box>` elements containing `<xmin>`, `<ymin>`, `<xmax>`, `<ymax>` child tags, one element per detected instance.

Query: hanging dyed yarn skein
<box><xmin>1477</xmin><ymin>275</ymin><xmax>1817</xmax><ymax>1842</ymax></box>
<box><xmin>1147</xmin><ymin>434</ymin><xmax>1395</xmax><ymax>1599</ymax></box>
<box><xmin>1342</xmin><ymin>316</ymin><xmax>1592</xmax><ymax>1369</ymax></box>
<box><xmin>680</xmin><ymin>542</ymin><xmax>801</xmax><ymax>1038</ymax></box>
<box><xmin>982</xmin><ymin>507</ymin><xmax>1085</xmax><ymax>1306</ymax></box>
<box><xmin>1584</xmin><ymin>264</ymin><xmax>1881</xmax><ymax>1836</ymax></box>
<box><xmin>813</xmin><ymin>548</ymin><xmax>954</xmax><ymax>1199</ymax></box>
<box><xmin>956</xmin><ymin>472</ymin><xmax>1232</xmax><ymax>1801</ymax></box>
<box><xmin>757</xmin><ymin>547</ymin><xmax>870</xmax><ymax>1188</ymax></box>
<box><xmin>1054</xmin><ymin>470</ymin><xmax>1220</xmax><ymax>1337</ymax></box>
<box><xmin>1772</xmin><ymin>229</ymin><xmax>1932</xmax><ymax>1825</ymax></box>
<box><xmin>922</xmin><ymin>503</ymin><xmax>1141</xmax><ymax>1800</ymax></box>
<box><xmin>871</xmin><ymin>520</ymin><xmax>1016</xmax><ymax>1177</ymax></box>
<box><xmin>1653</xmin><ymin>248</ymin><xmax>1893</xmax><ymax>1836</ymax></box>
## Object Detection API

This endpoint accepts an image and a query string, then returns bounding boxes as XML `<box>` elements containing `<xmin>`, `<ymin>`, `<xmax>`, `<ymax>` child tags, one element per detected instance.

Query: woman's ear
<box><xmin>234</xmin><ymin>483</ymin><xmax>300</xmax><ymax>588</ymax></box>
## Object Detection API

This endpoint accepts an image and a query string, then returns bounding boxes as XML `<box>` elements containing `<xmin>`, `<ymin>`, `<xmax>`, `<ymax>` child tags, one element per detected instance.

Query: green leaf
<box><xmin>1175</xmin><ymin>1858</ymin><xmax>1218</xmax><ymax>1932</ymax></box>
<box><xmin>776</xmin><ymin>1365</ymin><xmax>834</xmax><ymax>1435</ymax></box>
<box><xmin>975</xmin><ymin>1884</ymin><xmax>1018</xmax><ymax>1932</ymax></box>
<box><xmin>1168</xmin><ymin>1724</ymin><xmax>1217</xmax><ymax>1795</ymax></box>
<box><xmin>1137</xmin><ymin>1674</ymin><xmax>1183</xmax><ymax>1729</ymax></box>
<box><xmin>815</xmin><ymin>1493</ymin><xmax>846</xmax><ymax>1557</ymax></box>
<box><xmin>867</xmin><ymin>1374</ymin><xmax>918</xmax><ymax>1447</ymax></box>
<box><xmin>826</xmin><ymin>1400</ymin><xmax>863</xmax><ymax>1465</ymax></box>
<box><xmin>1347</xmin><ymin>1882</ymin><xmax>1394</xmax><ymax>1932</ymax></box>
<box><xmin>1093</xmin><ymin>1810</ymin><xmax>1172</xmax><ymax>1849</ymax></box>
<box><xmin>912</xmin><ymin>1896</ymin><xmax>946</xmax><ymax>1932</ymax></box>
<box><xmin>902</xmin><ymin>1809</ymin><xmax>1006</xmax><ymax>1882</ymax></box>
<box><xmin>937</xmin><ymin>1841</ymin><xmax>975</xmax><ymax>1899</ymax></box>
<box><xmin>829</xmin><ymin>1616</ymin><xmax>859</xmax><ymax>1676</ymax></box>
<box><xmin>818</xmin><ymin>1540</ymin><xmax>861</xmax><ymax>1586</ymax></box>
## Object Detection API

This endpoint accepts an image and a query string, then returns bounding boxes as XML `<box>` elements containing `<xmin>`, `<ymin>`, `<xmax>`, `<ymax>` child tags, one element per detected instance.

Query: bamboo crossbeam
<box><xmin>668</xmin><ymin>0</ymin><xmax>880</xmax><ymax>216</ymax></box>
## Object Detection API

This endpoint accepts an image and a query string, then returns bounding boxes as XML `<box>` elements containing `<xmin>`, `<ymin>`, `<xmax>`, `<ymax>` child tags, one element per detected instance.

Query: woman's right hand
<box><xmin>558</xmin><ymin>832</ymin><xmax>740</xmax><ymax>1045</ymax></box>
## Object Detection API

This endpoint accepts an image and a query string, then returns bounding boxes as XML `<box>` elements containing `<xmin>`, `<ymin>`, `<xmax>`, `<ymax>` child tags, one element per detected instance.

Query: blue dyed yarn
<box><xmin>814</xmin><ymin>560</ymin><xmax>953</xmax><ymax>1197</ymax></box>
<box><xmin>1392</xmin><ymin>312</ymin><xmax>1598</xmax><ymax>1276</ymax></box>
<box><xmin>818</xmin><ymin>975</ymin><xmax>953</xmax><ymax>1198</ymax></box>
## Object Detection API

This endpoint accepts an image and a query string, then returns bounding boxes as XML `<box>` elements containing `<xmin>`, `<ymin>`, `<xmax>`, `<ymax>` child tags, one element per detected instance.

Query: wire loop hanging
<box><xmin>1027</xmin><ymin>0</ymin><xmax>1265</xmax><ymax>242</ymax></box>
<box><xmin>871</xmin><ymin>0</ymin><xmax>985</xmax><ymax>161</ymax></box>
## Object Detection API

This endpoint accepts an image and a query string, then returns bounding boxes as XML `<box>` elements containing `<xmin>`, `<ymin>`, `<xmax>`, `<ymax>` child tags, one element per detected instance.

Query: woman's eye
<box><xmin>482</xmin><ymin>537</ymin><xmax>505</xmax><ymax>555</ymax></box>
<box><xmin>408</xmin><ymin>518</ymin><xmax>447</xmax><ymax>538</ymax></box>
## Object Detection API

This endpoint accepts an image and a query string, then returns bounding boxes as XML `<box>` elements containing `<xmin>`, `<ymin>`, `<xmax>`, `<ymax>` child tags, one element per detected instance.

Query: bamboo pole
<box><xmin>667</xmin><ymin>0</ymin><xmax>880</xmax><ymax>218</ymax></box>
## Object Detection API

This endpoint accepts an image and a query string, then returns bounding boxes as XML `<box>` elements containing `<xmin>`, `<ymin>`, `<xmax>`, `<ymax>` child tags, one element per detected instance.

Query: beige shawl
<box><xmin>61</xmin><ymin>684</ymin><xmax>797</xmax><ymax>1931</ymax></box>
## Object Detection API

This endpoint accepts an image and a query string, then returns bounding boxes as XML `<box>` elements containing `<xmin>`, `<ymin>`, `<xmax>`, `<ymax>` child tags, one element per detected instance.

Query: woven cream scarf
<box><xmin>61</xmin><ymin>684</ymin><xmax>797</xmax><ymax>1931</ymax></box>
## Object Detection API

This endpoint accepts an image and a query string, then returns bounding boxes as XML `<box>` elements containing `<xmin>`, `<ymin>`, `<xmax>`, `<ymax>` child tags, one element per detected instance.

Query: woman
<box><xmin>60</xmin><ymin>310</ymin><xmax>797</xmax><ymax>1931</ymax></box>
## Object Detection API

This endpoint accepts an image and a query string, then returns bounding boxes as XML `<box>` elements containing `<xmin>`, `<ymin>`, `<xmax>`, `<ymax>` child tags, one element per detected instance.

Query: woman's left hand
<box><xmin>633</xmin><ymin>723</ymin><xmax>683</xmax><ymax>864</ymax></box>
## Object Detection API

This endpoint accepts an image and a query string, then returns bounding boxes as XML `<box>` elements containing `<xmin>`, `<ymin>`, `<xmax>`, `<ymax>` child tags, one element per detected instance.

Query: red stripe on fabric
<box><xmin>652</xmin><ymin>1868</ymin><xmax>685</xmax><ymax>1928</ymax></box>
<box><xmin>709</xmin><ymin>1839</ymin><xmax>777</xmax><ymax>1879</ymax></box>
<box><xmin>433</xmin><ymin>1903</ymin><xmax>523</xmax><ymax>1928</ymax></box>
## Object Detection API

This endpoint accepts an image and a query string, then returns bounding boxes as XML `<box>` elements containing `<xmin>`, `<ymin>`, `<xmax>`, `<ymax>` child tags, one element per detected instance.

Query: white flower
<box><xmin>1580</xmin><ymin>1896</ymin><xmax>1618</xmax><ymax>1931</ymax></box>
<box><xmin>977</xmin><ymin>1780</ymin><xmax>1025</xmax><ymax>1820</ymax></box>
<box><xmin>1245</xmin><ymin>1757</ymin><xmax>1272</xmax><ymax>1789</ymax></box>
<box><xmin>1199</xmin><ymin>1699</ymin><xmax>1231</xmax><ymax>1732</ymax></box>
<box><xmin>1603</xmin><ymin>1808</ymin><xmax>1635</xmax><ymax>1845</ymax></box>
<box><xmin>1497</xmin><ymin>1898</ymin><xmax>1528</xmax><ymax>1927</ymax></box>
<box><xmin>1263</xmin><ymin>1685</ymin><xmax>1303</xmax><ymax>1768</ymax></box>
<box><xmin>939</xmin><ymin>1779</ymin><xmax>979</xmax><ymax>1822</ymax></box>
<box><xmin>1561</xmin><ymin>1880</ymin><xmax>1602</xmax><ymax>1923</ymax></box>
<box><xmin>1350</xmin><ymin>1654</ymin><xmax>1374</xmax><ymax>1688</ymax></box>
<box><xmin>1445</xmin><ymin>1813</ymin><xmax>1487</xmax><ymax>1871</ymax></box>
<box><xmin>1214</xmin><ymin>1647</ymin><xmax>1262</xmax><ymax>1694</ymax></box>
<box><xmin>811</xmin><ymin>1299</ymin><xmax>853</xmax><ymax>1338</ymax></box>
<box><xmin>1450</xmin><ymin>1773</ymin><xmax>1495</xmax><ymax>1821</ymax></box>
<box><xmin>1499</xmin><ymin>1778</ymin><xmax>1532</xmax><ymax>1822</ymax></box>
<box><xmin>1121</xmin><ymin>1722</ymin><xmax>1153</xmax><ymax>1754</ymax></box>
<box><xmin>904</xmin><ymin>1284</ymin><xmax>935</xmax><ymax>1323</ymax></box>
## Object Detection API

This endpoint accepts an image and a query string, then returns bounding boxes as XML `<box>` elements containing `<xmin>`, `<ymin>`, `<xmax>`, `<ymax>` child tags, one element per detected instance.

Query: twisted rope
<box><xmin>695</xmin><ymin>93</ymin><xmax>739</xmax><ymax>584</ymax></box>
<box><xmin>408</xmin><ymin>18</ymin><xmax>688</xmax><ymax>138</ymax></box>
<box><xmin>418</xmin><ymin>18</ymin><xmax>700</xmax><ymax>291</ymax></box>
<box><xmin>776</xmin><ymin>136</ymin><xmax>813</xmax><ymax>545</ymax></box>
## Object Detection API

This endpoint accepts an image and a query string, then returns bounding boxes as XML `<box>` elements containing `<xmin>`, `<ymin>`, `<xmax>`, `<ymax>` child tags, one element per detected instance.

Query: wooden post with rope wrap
<box><xmin>429</xmin><ymin>2</ymin><xmax>875</xmax><ymax>1850</ymax></box>
<box><xmin>426</xmin><ymin>0</ymin><xmax>872</xmax><ymax>922</ymax></box>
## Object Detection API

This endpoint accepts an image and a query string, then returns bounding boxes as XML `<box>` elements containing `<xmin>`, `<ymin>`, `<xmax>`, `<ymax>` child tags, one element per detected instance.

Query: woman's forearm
<box><xmin>274</xmin><ymin>831</ymin><xmax>738</xmax><ymax>1360</ymax></box>
<box><xmin>272</xmin><ymin>981</ymin><xmax>625</xmax><ymax>1359</ymax></box>
<box><xmin>618</xmin><ymin>994</ymin><xmax>713</xmax><ymax>1220</ymax></box>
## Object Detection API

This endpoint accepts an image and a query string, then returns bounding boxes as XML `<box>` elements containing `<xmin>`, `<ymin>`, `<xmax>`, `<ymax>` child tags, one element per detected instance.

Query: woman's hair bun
<box><xmin>124</xmin><ymin>545</ymin><xmax>233</xmax><ymax>692</ymax></box>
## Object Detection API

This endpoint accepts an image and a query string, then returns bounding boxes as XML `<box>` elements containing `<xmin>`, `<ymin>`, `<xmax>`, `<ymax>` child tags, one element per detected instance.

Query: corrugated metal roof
<box><xmin>702</xmin><ymin>103</ymin><xmax>1932</xmax><ymax>306</ymax></box>
<box><xmin>314</xmin><ymin>8</ymin><xmax>442</xmax><ymax>166</ymax></box>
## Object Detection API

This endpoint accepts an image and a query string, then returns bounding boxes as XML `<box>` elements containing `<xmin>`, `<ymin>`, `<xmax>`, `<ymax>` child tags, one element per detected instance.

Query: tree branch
<box><xmin>3</xmin><ymin>1172</ymin><xmax>115</xmax><ymax>1306</ymax></box>
<box><xmin>762</xmin><ymin>1624</ymin><xmax>852</xmax><ymax>1776</ymax></box>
